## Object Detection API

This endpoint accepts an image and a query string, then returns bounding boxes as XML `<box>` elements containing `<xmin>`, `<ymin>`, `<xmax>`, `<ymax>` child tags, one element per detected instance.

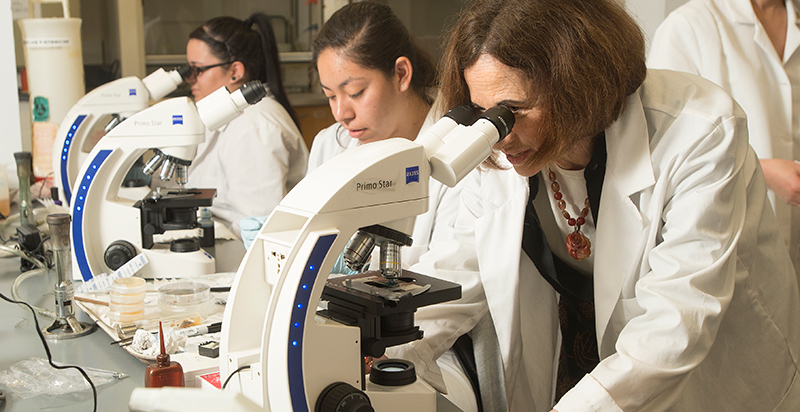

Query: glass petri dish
<box><xmin>157</xmin><ymin>281</ymin><xmax>214</xmax><ymax>316</ymax></box>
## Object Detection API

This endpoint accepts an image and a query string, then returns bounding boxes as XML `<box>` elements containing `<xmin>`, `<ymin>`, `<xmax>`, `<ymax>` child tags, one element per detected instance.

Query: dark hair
<box><xmin>190</xmin><ymin>13</ymin><xmax>299</xmax><ymax>128</ymax></box>
<box><xmin>440</xmin><ymin>0</ymin><xmax>647</xmax><ymax>168</ymax></box>
<box><xmin>310</xmin><ymin>2</ymin><xmax>436</xmax><ymax>105</ymax></box>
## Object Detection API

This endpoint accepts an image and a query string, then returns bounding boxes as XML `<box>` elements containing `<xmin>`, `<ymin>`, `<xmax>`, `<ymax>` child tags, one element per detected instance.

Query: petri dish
<box><xmin>157</xmin><ymin>281</ymin><xmax>214</xmax><ymax>316</ymax></box>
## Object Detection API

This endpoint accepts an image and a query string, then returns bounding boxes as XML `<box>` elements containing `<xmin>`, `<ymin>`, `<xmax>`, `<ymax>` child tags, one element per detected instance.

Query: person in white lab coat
<box><xmin>238</xmin><ymin>4</ymin><xmax>477</xmax><ymax>411</ymax></box>
<box><xmin>386</xmin><ymin>0</ymin><xmax>800</xmax><ymax>411</ymax></box>
<box><xmin>306</xmin><ymin>1</ymin><xmax>456</xmax><ymax>268</ymax></box>
<box><xmin>648</xmin><ymin>0</ymin><xmax>800</xmax><ymax>280</ymax></box>
<box><xmin>243</xmin><ymin>2</ymin><xmax>459</xmax><ymax>269</ymax></box>
<box><xmin>185</xmin><ymin>14</ymin><xmax>308</xmax><ymax>237</ymax></box>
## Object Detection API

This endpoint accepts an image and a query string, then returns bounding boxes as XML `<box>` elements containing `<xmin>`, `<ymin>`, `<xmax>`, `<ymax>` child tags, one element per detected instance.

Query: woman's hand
<box><xmin>760</xmin><ymin>158</ymin><xmax>800</xmax><ymax>206</ymax></box>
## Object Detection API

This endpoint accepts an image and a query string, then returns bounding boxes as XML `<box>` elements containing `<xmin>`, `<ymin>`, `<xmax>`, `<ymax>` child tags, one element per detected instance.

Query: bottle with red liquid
<box><xmin>144</xmin><ymin>321</ymin><xmax>185</xmax><ymax>387</ymax></box>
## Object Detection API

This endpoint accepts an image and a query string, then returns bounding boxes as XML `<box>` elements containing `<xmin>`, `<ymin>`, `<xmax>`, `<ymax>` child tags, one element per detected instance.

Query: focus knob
<box><xmin>104</xmin><ymin>240</ymin><xmax>137</xmax><ymax>270</ymax></box>
<box><xmin>315</xmin><ymin>382</ymin><xmax>373</xmax><ymax>412</ymax></box>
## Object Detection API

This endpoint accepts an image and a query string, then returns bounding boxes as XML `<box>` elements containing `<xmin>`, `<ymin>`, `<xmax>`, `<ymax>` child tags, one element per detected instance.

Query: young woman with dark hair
<box><xmin>240</xmin><ymin>4</ymin><xmax>478</xmax><ymax>410</ymax></box>
<box><xmin>185</xmin><ymin>13</ymin><xmax>308</xmax><ymax>238</ymax></box>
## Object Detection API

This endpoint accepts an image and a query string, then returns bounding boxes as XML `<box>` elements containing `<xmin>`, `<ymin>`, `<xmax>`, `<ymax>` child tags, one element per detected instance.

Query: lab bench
<box><xmin>0</xmin><ymin>239</ymin><xmax>463</xmax><ymax>412</ymax></box>
<box><xmin>0</xmin><ymin>239</ymin><xmax>245</xmax><ymax>412</ymax></box>
<box><xmin>0</xmin><ymin>253</ymin><xmax>145</xmax><ymax>412</ymax></box>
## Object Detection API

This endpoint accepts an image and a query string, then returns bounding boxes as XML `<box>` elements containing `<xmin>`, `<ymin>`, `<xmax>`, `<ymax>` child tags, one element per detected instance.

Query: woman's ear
<box><xmin>394</xmin><ymin>56</ymin><xmax>413</xmax><ymax>92</ymax></box>
<box><xmin>229</xmin><ymin>61</ymin><xmax>247</xmax><ymax>85</ymax></box>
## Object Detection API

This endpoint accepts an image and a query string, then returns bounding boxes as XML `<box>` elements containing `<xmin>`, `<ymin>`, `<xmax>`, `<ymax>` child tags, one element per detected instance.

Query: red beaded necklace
<box><xmin>547</xmin><ymin>167</ymin><xmax>592</xmax><ymax>260</ymax></box>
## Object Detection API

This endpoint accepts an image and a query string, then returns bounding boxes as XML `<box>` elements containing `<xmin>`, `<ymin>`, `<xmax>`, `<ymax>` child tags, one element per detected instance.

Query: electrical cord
<box><xmin>222</xmin><ymin>365</ymin><xmax>251</xmax><ymax>390</ymax></box>
<box><xmin>0</xmin><ymin>291</ymin><xmax>97</xmax><ymax>412</ymax></box>
<box><xmin>0</xmin><ymin>243</ymin><xmax>46</xmax><ymax>267</ymax></box>
<box><xmin>11</xmin><ymin>267</ymin><xmax>56</xmax><ymax>319</ymax></box>
<box><xmin>0</xmin><ymin>244</ymin><xmax>56</xmax><ymax>319</ymax></box>
<box><xmin>36</xmin><ymin>173</ymin><xmax>54</xmax><ymax>200</ymax></box>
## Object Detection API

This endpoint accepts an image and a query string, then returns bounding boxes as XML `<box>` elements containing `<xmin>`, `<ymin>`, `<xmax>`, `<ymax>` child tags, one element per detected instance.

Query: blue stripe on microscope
<box><xmin>61</xmin><ymin>115</ymin><xmax>87</xmax><ymax>204</ymax></box>
<box><xmin>72</xmin><ymin>149</ymin><xmax>112</xmax><ymax>281</ymax></box>
<box><xmin>288</xmin><ymin>234</ymin><xmax>336</xmax><ymax>412</ymax></box>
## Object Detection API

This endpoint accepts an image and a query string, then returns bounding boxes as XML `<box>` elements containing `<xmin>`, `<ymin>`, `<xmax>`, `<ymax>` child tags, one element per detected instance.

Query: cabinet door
<box><xmin>295</xmin><ymin>104</ymin><xmax>335</xmax><ymax>150</ymax></box>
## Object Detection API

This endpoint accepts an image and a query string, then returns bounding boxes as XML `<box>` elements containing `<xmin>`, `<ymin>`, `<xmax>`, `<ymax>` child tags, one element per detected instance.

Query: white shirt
<box><xmin>188</xmin><ymin>97</ymin><xmax>308</xmax><ymax>237</ymax></box>
<box><xmin>648</xmin><ymin>0</ymin><xmax>800</xmax><ymax>278</ymax></box>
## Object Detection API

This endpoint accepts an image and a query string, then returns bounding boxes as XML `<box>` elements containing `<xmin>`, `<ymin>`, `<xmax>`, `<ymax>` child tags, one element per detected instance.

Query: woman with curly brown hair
<box><xmin>389</xmin><ymin>0</ymin><xmax>800</xmax><ymax>410</ymax></box>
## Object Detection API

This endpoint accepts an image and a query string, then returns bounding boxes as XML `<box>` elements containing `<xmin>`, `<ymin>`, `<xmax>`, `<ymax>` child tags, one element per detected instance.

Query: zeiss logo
<box><xmin>129</xmin><ymin>89</ymin><xmax>137</xmax><ymax>96</ymax></box>
<box><xmin>172</xmin><ymin>115</ymin><xmax>183</xmax><ymax>125</ymax></box>
<box><xmin>406</xmin><ymin>166</ymin><xmax>420</xmax><ymax>184</ymax></box>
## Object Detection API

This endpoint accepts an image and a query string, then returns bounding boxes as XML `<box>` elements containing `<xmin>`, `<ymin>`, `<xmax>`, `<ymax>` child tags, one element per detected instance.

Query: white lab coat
<box><xmin>309</xmin><ymin>112</ymin><xmax>479</xmax><ymax>412</ymax></box>
<box><xmin>648</xmin><ymin>0</ymin><xmax>800</xmax><ymax>279</ymax></box>
<box><xmin>394</xmin><ymin>70</ymin><xmax>800</xmax><ymax>411</ymax></box>
<box><xmin>188</xmin><ymin>97</ymin><xmax>308</xmax><ymax>237</ymax></box>
<box><xmin>306</xmin><ymin>110</ymin><xmax>461</xmax><ymax>268</ymax></box>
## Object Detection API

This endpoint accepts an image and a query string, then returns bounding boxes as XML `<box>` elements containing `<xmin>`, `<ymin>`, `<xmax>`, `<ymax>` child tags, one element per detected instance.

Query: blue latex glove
<box><xmin>239</xmin><ymin>215</ymin><xmax>268</xmax><ymax>250</ymax></box>
<box><xmin>241</xmin><ymin>215</ymin><xmax>367</xmax><ymax>275</ymax></box>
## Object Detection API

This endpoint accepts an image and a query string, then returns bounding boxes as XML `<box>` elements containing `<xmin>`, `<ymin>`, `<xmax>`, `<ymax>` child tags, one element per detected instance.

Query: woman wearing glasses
<box><xmin>185</xmin><ymin>13</ymin><xmax>308</xmax><ymax>237</ymax></box>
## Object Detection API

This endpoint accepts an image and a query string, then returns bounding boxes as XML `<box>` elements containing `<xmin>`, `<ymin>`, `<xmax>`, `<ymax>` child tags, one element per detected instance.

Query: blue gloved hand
<box><xmin>239</xmin><ymin>215</ymin><xmax>268</xmax><ymax>250</ymax></box>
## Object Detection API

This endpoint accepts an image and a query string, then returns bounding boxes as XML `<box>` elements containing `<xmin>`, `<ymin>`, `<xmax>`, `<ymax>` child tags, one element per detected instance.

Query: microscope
<box><xmin>52</xmin><ymin>66</ymin><xmax>190</xmax><ymax>205</ymax></box>
<box><xmin>69</xmin><ymin>81</ymin><xmax>268</xmax><ymax>281</ymax></box>
<box><xmin>217</xmin><ymin>105</ymin><xmax>513</xmax><ymax>412</ymax></box>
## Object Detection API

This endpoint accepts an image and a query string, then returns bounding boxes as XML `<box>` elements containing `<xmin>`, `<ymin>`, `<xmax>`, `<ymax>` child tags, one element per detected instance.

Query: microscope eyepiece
<box><xmin>176</xmin><ymin>65</ymin><xmax>193</xmax><ymax>81</ymax></box>
<box><xmin>240</xmin><ymin>80</ymin><xmax>269</xmax><ymax>105</ymax></box>
<box><xmin>479</xmin><ymin>105</ymin><xmax>515</xmax><ymax>142</ymax></box>
<box><xmin>444</xmin><ymin>104</ymin><xmax>479</xmax><ymax>126</ymax></box>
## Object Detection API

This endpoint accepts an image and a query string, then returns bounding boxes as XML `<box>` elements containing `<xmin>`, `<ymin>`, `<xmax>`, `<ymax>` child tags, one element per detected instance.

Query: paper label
<box><xmin>76</xmin><ymin>254</ymin><xmax>149</xmax><ymax>293</ymax></box>
<box><xmin>24</xmin><ymin>38</ymin><xmax>73</xmax><ymax>49</ymax></box>
<box><xmin>199</xmin><ymin>372</ymin><xmax>221</xmax><ymax>389</ymax></box>
<box><xmin>32</xmin><ymin>121</ymin><xmax>58</xmax><ymax>178</ymax></box>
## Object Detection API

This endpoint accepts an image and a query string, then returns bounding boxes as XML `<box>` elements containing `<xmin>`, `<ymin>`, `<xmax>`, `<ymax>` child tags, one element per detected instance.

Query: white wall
<box><xmin>1</xmin><ymin>0</ymin><xmax>24</xmax><ymax>171</ymax></box>
<box><xmin>625</xmin><ymin>0</ymin><xmax>689</xmax><ymax>50</ymax></box>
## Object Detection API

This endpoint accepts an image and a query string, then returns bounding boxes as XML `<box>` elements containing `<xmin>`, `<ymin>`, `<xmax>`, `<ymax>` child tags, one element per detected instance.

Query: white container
<box><xmin>18</xmin><ymin>17</ymin><xmax>84</xmax><ymax>179</ymax></box>
<box><xmin>109</xmin><ymin>277</ymin><xmax>146</xmax><ymax>322</ymax></box>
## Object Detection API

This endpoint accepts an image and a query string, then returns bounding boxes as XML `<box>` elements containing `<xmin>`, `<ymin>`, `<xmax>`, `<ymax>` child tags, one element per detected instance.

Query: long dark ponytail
<box><xmin>190</xmin><ymin>13</ymin><xmax>299</xmax><ymax>128</ymax></box>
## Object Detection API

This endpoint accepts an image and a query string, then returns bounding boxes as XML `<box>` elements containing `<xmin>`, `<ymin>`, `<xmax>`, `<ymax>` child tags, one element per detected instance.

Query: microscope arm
<box><xmin>70</xmin><ymin>82</ymin><xmax>268</xmax><ymax>281</ymax></box>
<box><xmin>215</xmin><ymin>106</ymin><xmax>514</xmax><ymax>411</ymax></box>
<box><xmin>54</xmin><ymin>67</ymin><xmax>189</xmax><ymax>205</ymax></box>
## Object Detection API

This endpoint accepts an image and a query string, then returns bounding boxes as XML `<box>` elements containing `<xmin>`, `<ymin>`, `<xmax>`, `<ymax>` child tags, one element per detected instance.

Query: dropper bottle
<box><xmin>144</xmin><ymin>321</ymin><xmax>185</xmax><ymax>388</ymax></box>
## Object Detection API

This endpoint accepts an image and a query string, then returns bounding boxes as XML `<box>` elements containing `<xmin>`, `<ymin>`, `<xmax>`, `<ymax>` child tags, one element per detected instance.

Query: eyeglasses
<box><xmin>187</xmin><ymin>61</ymin><xmax>232</xmax><ymax>78</ymax></box>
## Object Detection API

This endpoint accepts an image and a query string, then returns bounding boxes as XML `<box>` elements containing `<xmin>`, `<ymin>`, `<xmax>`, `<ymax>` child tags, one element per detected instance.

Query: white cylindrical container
<box><xmin>18</xmin><ymin>17</ymin><xmax>84</xmax><ymax>180</ymax></box>
<box><xmin>110</xmin><ymin>276</ymin><xmax>147</xmax><ymax>323</ymax></box>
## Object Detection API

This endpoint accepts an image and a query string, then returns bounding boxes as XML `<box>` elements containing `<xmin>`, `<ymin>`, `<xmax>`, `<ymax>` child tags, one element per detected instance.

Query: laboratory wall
<box><xmin>625</xmin><ymin>0</ymin><xmax>689</xmax><ymax>50</ymax></box>
<box><xmin>2</xmin><ymin>0</ymin><xmax>690</xmax><ymax>173</ymax></box>
<box><xmin>1</xmin><ymin>0</ymin><xmax>23</xmax><ymax>174</ymax></box>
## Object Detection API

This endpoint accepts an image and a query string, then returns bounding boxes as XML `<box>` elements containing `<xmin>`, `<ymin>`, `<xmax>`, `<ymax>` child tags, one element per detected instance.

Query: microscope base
<box><xmin>367</xmin><ymin>379</ymin><xmax>437</xmax><ymax>411</ymax></box>
<box><xmin>137</xmin><ymin>244</ymin><xmax>216</xmax><ymax>279</ymax></box>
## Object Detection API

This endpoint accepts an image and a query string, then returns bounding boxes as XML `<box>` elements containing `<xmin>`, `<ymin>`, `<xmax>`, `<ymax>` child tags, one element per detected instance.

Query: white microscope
<box><xmin>69</xmin><ymin>81</ymin><xmax>268</xmax><ymax>281</ymax></box>
<box><xmin>52</xmin><ymin>66</ymin><xmax>190</xmax><ymax>205</ymax></box>
<box><xmin>212</xmin><ymin>105</ymin><xmax>514</xmax><ymax>412</ymax></box>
